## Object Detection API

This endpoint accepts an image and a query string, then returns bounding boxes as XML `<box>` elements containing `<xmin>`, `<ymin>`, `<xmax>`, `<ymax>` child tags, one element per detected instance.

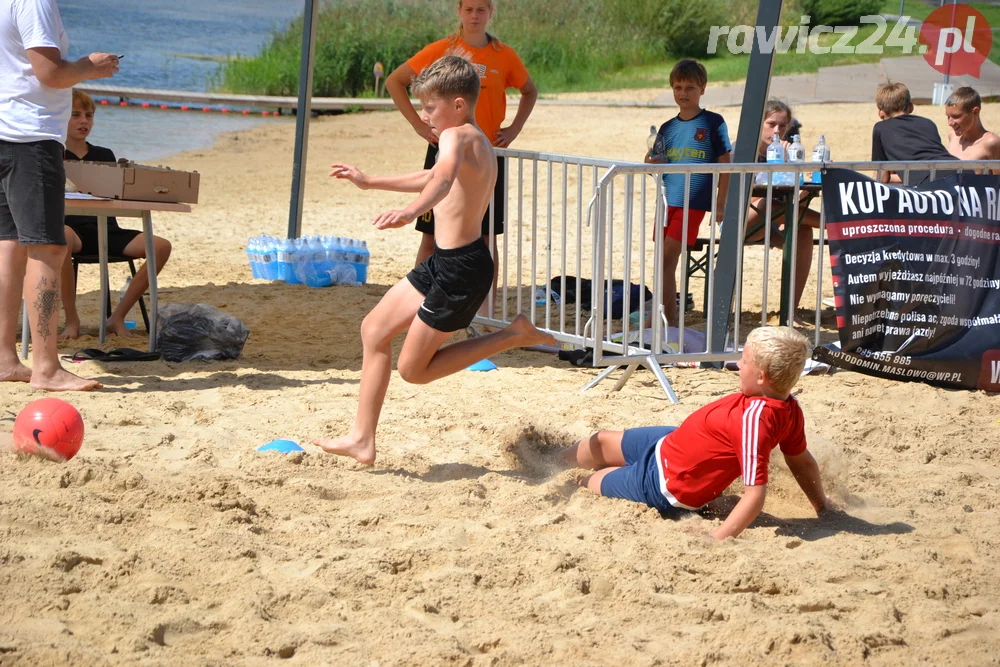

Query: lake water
<box><xmin>59</xmin><ymin>0</ymin><xmax>304</xmax><ymax>160</ymax></box>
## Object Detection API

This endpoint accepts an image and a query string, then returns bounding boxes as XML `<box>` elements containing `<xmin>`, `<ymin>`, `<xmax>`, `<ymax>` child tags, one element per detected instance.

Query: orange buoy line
<box><xmin>96</xmin><ymin>97</ymin><xmax>279</xmax><ymax>116</ymax></box>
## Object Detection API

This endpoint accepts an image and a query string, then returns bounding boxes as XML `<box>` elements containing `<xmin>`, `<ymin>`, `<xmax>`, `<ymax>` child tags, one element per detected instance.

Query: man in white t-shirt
<box><xmin>1</xmin><ymin>0</ymin><xmax>118</xmax><ymax>391</ymax></box>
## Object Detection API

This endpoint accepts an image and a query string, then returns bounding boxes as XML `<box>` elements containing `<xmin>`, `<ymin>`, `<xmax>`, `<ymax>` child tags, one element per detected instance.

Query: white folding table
<box><xmin>21</xmin><ymin>196</ymin><xmax>191</xmax><ymax>358</ymax></box>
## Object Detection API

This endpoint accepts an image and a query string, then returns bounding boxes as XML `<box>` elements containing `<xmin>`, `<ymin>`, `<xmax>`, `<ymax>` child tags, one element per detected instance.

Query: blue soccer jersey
<box><xmin>651</xmin><ymin>109</ymin><xmax>733</xmax><ymax>211</ymax></box>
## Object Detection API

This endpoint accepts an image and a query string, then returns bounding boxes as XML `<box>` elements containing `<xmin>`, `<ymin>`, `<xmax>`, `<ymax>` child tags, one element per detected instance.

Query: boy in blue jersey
<box><xmin>645</xmin><ymin>59</ymin><xmax>732</xmax><ymax>328</ymax></box>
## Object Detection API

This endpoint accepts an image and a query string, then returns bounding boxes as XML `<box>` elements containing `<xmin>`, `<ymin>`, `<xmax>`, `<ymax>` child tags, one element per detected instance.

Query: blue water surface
<box><xmin>58</xmin><ymin>0</ymin><xmax>304</xmax><ymax>160</ymax></box>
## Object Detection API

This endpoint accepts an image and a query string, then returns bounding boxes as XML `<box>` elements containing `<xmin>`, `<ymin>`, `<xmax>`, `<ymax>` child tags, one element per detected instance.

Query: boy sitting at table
<box><xmin>744</xmin><ymin>99</ymin><xmax>820</xmax><ymax>320</ymax></box>
<box><xmin>60</xmin><ymin>90</ymin><xmax>172</xmax><ymax>339</ymax></box>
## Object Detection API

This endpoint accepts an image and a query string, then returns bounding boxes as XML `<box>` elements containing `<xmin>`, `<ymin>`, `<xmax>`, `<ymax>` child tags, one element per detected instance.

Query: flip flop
<box><xmin>62</xmin><ymin>347</ymin><xmax>161</xmax><ymax>363</ymax></box>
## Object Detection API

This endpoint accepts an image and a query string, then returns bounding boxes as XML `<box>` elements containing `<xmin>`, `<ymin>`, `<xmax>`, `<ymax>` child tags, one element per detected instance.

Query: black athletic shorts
<box><xmin>0</xmin><ymin>139</ymin><xmax>66</xmax><ymax>245</ymax></box>
<box><xmin>406</xmin><ymin>237</ymin><xmax>495</xmax><ymax>332</ymax></box>
<box><xmin>414</xmin><ymin>143</ymin><xmax>506</xmax><ymax>236</ymax></box>
<box><xmin>66</xmin><ymin>219</ymin><xmax>141</xmax><ymax>257</ymax></box>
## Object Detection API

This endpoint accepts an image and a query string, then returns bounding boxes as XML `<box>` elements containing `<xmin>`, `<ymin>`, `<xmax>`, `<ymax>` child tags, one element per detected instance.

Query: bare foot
<box><xmin>107</xmin><ymin>318</ymin><xmax>140</xmax><ymax>338</ymax></box>
<box><xmin>0</xmin><ymin>362</ymin><xmax>32</xmax><ymax>383</ymax></box>
<box><xmin>30</xmin><ymin>367</ymin><xmax>102</xmax><ymax>392</ymax></box>
<box><xmin>59</xmin><ymin>319</ymin><xmax>81</xmax><ymax>341</ymax></box>
<box><xmin>507</xmin><ymin>313</ymin><xmax>557</xmax><ymax>348</ymax></box>
<box><xmin>314</xmin><ymin>433</ymin><xmax>376</xmax><ymax>465</ymax></box>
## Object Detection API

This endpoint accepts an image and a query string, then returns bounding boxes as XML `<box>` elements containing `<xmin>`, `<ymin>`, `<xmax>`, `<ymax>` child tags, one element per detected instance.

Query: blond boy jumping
<box><xmin>317</xmin><ymin>56</ymin><xmax>554</xmax><ymax>464</ymax></box>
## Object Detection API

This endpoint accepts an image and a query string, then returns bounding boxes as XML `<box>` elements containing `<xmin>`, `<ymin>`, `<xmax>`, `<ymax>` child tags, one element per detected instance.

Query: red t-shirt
<box><xmin>655</xmin><ymin>393</ymin><xmax>807</xmax><ymax>510</ymax></box>
<box><xmin>407</xmin><ymin>36</ymin><xmax>529</xmax><ymax>145</ymax></box>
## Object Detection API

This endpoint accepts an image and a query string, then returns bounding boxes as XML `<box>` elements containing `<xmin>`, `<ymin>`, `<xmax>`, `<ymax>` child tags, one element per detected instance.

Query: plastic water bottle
<box><xmin>811</xmin><ymin>135</ymin><xmax>829</xmax><ymax>184</ymax></box>
<box><xmin>254</xmin><ymin>238</ymin><xmax>265</xmax><ymax>278</ymax></box>
<box><xmin>328</xmin><ymin>237</ymin><xmax>341</xmax><ymax>262</ymax></box>
<box><xmin>535</xmin><ymin>286</ymin><xmax>548</xmax><ymax>305</ymax></box>
<box><xmin>309</xmin><ymin>236</ymin><xmax>325</xmax><ymax>275</ymax></box>
<box><xmin>787</xmin><ymin>134</ymin><xmax>806</xmax><ymax>186</ymax></box>
<box><xmin>120</xmin><ymin>276</ymin><xmax>137</xmax><ymax>330</ymax></box>
<box><xmin>336</xmin><ymin>262</ymin><xmax>358</xmax><ymax>286</ymax></box>
<box><xmin>300</xmin><ymin>263</ymin><xmax>336</xmax><ymax>288</ymax></box>
<box><xmin>275</xmin><ymin>238</ymin><xmax>291</xmax><ymax>282</ymax></box>
<box><xmin>293</xmin><ymin>241</ymin><xmax>313</xmax><ymax>285</ymax></box>
<box><xmin>318</xmin><ymin>236</ymin><xmax>333</xmax><ymax>274</ymax></box>
<box><xmin>766</xmin><ymin>134</ymin><xmax>785</xmax><ymax>186</ymax></box>
<box><xmin>646</xmin><ymin>124</ymin><xmax>657</xmax><ymax>155</ymax></box>
<box><xmin>246</xmin><ymin>238</ymin><xmax>258</xmax><ymax>278</ymax></box>
<box><xmin>343</xmin><ymin>239</ymin><xmax>357</xmax><ymax>279</ymax></box>
<box><xmin>263</xmin><ymin>237</ymin><xmax>277</xmax><ymax>280</ymax></box>
<box><xmin>357</xmin><ymin>240</ymin><xmax>370</xmax><ymax>284</ymax></box>
<box><xmin>257</xmin><ymin>237</ymin><xmax>269</xmax><ymax>278</ymax></box>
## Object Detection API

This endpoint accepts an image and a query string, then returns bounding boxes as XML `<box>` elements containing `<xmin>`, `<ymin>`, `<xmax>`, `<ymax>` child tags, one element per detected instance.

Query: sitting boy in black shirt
<box><xmin>871</xmin><ymin>82</ymin><xmax>957</xmax><ymax>186</ymax></box>
<box><xmin>61</xmin><ymin>90</ymin><xmax>172</xmax><ymax>339</ymax></box>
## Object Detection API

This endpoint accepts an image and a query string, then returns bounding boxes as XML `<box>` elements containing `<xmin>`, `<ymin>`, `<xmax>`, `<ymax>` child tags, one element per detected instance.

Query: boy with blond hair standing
<box><xmin>565</xmin><ymin>326</ymin><xmax>836</xmax><ymax>540</ymax></box>
<box><xmin>318</xmin><ymin>56</ymin><xmax>554</xmax><ymax>465</ymax></box>
<box><xmin>645</xmin><ymin>58</ymin><xmax>732</xmax><ymax>329</ymax></box>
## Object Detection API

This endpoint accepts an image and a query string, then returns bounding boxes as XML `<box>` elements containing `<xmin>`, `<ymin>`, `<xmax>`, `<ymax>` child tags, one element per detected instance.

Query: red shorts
<box><xmin>660</xmin><ymin>207</ymin><xmax>707</xmax><ymax>247</ymax></box>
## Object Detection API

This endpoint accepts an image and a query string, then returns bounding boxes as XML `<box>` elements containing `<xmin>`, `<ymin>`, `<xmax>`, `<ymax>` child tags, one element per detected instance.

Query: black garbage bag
<box><xmin>156</xmin><ymin>303</ymin><xmax>250</xmax><ymax>362</ymax></box>
<box><xmin>549</xmin><ymin>276</ymin><xmax>652</xmax><ymax>319</ymax></box>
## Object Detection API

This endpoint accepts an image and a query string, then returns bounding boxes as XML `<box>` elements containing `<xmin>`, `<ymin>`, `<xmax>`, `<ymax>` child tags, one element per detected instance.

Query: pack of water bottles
<box><xmin>246</xmin><ymin>234</ymin><xmax>370</xmax><ymax>288</ymax></box>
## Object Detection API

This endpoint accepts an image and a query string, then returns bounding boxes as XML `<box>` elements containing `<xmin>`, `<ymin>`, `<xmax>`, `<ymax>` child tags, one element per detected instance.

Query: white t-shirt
<box><xmin>0</xmin><ymin>0</ymin><xmax>70</xmax><ymax>144</ymax></box>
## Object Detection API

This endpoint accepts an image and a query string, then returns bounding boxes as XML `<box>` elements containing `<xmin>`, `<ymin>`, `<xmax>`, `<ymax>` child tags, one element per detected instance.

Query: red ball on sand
<box><xmin>11</xmin><ymin>398</ymin><xmax>85</xmax><ymax>462</ymax></box>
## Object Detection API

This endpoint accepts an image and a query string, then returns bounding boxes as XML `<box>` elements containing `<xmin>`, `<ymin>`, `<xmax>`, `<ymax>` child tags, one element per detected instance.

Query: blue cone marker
<box><xmin>258</xmin><ymin>439</ymin><xmax>304</xmax><ymax>454</ymax></box>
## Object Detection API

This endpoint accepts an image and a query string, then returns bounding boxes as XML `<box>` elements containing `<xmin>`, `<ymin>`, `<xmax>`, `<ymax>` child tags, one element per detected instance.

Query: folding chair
<box><xmin>72</xmin><ymin>254</ymin><xmax>150</xmax><ymax>332</ymax></box>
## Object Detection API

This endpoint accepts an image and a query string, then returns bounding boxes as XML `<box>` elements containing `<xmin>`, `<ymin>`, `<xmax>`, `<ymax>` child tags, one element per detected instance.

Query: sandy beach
<box><xmin>1</xmin><ymin>97</ymin><xmax>999</xmax><ymax>666</ymax></box>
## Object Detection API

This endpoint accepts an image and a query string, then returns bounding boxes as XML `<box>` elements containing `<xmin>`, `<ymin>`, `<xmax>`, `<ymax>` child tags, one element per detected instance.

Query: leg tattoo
<box><xmin>33</xmin><ymin>276</ymin><xmax>59</xmax><ymax>343</ymax></box>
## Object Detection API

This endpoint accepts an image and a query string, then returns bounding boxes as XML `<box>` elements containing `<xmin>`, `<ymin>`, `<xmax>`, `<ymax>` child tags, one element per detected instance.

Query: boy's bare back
<box><xmin>430</xmin><ymin>123</ymin><xmax>497</xmax><ymax>249</ymax></box>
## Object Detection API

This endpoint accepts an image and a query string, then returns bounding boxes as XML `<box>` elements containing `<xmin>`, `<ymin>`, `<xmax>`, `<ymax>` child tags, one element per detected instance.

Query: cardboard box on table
<box><xmin>65</xmin><ymin>160</ymin><xmax>199</xmax><ymax>204</ymax></box>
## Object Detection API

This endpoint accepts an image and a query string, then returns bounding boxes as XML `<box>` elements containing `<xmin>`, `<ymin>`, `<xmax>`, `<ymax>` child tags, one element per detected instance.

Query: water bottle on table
<box><xmin>787</xmin><ymin>134</ymin><xmax>805</xmax><ymax>186</ymax></box>
<box><xmin>765</xmin><ymin>134</ymin><xmax>785</xmax><ymax>186</ymax></box>
<box><xmin>811</xmin><ymin>135</ymin><xmax>829</xmax><ymax>184</ymax></box>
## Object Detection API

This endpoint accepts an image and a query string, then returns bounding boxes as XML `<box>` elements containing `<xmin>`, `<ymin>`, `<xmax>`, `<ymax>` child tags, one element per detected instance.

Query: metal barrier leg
<box><xmin>612</xmin><ymin>364</ymin><xmax>640</xmax><ymax>392</ymax></box>
<box><xmin>581</xmin><ymin>365</ymin><xmax>620</xmax><ymax>393</ymax></box>
<box><xmin>581</xmin><ymin>359</ymin><xmax>679</xmax><ymax>403</ymax></box>
<box><xmin>644</xmin><ymin>356</ymin><xmax>680</xmax><ymax>404</ymax></box>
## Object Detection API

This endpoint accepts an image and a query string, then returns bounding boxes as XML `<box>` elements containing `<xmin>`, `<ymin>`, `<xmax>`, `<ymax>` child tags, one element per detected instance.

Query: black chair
<box><xmin>71</xmin><ymin>254</ymin><xmax>150</xmax><ymax>331</ymax></box>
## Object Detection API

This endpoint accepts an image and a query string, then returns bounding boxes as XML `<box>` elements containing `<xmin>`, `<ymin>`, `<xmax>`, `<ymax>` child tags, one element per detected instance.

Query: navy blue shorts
<box><xmin>599</xmin><ymin>426</ymin><xmax>681</xmax><ymax>514</ymax></box>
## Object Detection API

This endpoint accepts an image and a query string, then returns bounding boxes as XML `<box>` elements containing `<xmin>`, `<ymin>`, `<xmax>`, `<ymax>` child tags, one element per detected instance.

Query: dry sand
<box><xmin>1</xmin><ymin>97</ymin><xmax>999</xmax><ymax>666</ymax></box>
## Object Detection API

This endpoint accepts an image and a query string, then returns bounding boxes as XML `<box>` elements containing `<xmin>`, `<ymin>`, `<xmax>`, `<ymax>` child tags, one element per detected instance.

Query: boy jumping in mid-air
<box><xmin>317</xmin><ymin>56</ymin><xmax>554</xmax><ymax>465</ymax></box>
<box><xmin>564</xmin><ymin>326</ymin><xmax>837</xmax><ymax>540</ymax></box>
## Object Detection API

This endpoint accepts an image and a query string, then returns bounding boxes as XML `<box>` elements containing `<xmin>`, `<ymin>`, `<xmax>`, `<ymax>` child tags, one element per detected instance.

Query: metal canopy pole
<box><xmin>287</xmin><ymin>0</ymin><xmax>320</xmax><ymax>239</ymax></box>
<box><xmin>708</xmin><ymin>0</ymin><xmax>781</xmax><ymax>356</ymax></box>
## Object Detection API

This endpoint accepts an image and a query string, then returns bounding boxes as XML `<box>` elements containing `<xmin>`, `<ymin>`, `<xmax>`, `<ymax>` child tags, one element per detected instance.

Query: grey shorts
<box><xmin>0</xmin><ymin>139</ymin><xmax>67</xmax><ymax>245</ymax></box>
